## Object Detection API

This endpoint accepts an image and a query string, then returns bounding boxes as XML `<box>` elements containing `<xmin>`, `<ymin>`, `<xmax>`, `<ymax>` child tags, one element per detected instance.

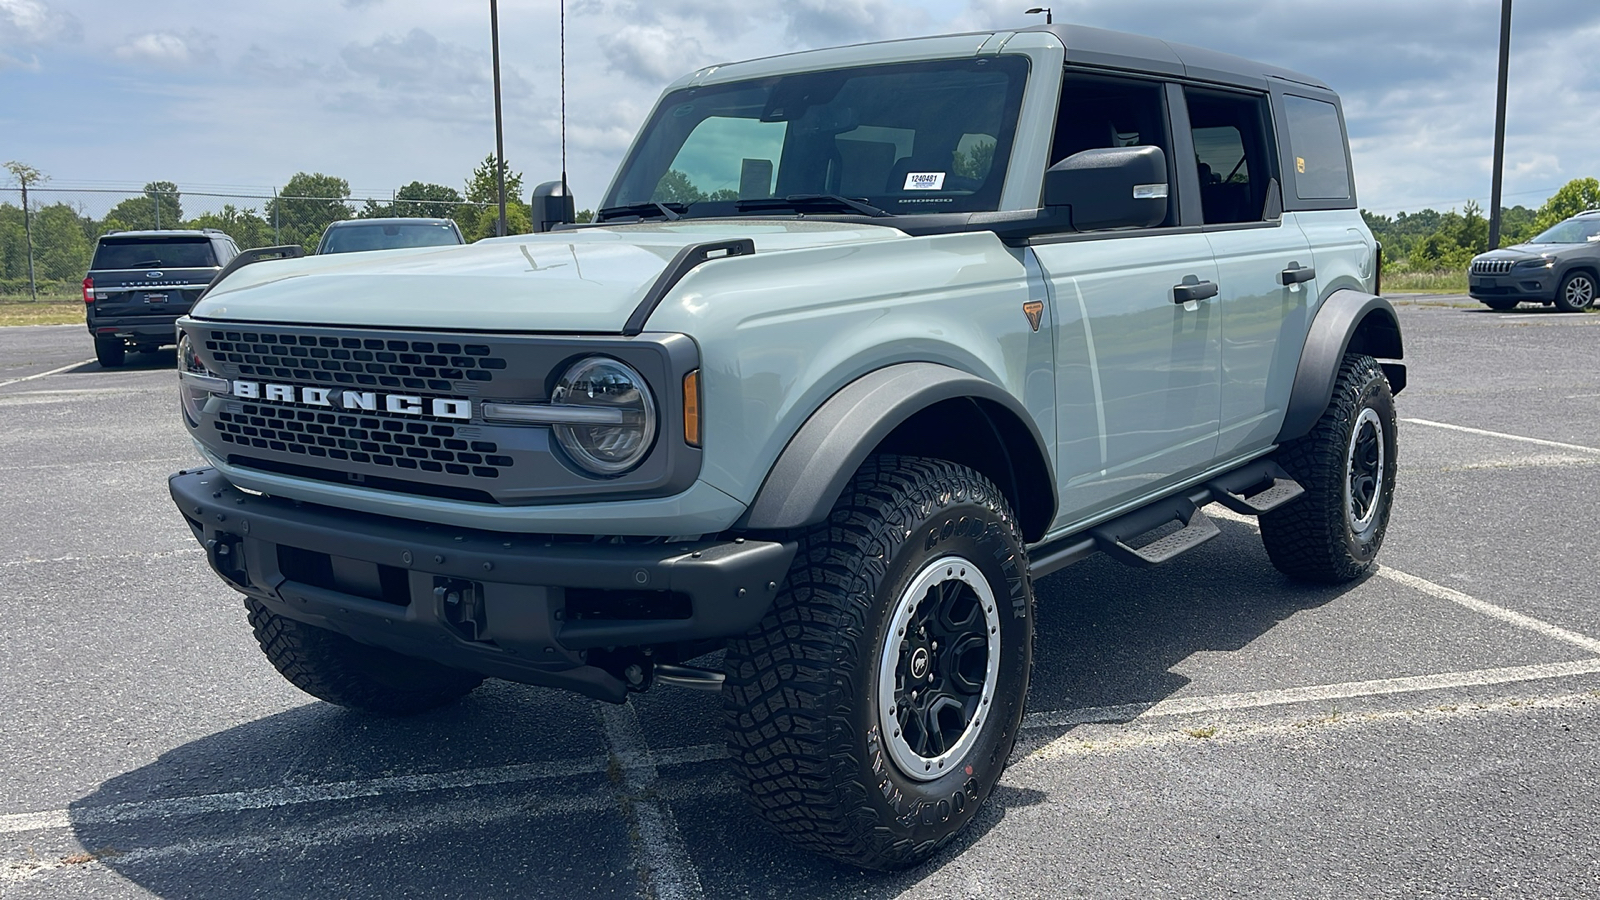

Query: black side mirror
<box><xmin>1044</xmin><ymin>145</ymin><xmax>1168</xmax><ymax>231</ymax></box>
<box><xmin>531</xmin><ymin>181</ymin><xmax>576</xmax><ymax>233</ymax></box>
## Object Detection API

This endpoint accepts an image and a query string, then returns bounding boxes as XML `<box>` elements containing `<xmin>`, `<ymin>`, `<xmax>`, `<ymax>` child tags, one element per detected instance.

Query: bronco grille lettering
<box><xmin>228</xmin><ymin>380</ymin><xmax>471</xmax><ymax>420</ymax></box>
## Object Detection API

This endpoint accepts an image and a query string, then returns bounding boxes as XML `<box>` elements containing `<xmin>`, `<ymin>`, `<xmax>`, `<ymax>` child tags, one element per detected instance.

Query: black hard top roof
<box><xmin>1019</xmin><ymin>23</ymin><xmax>1331</xmax><ymax>92</ymax></box>
<box><xmin>98</xmin><ymin>229</ymin><xmax>218</xmax><ymax>240</ymax></box>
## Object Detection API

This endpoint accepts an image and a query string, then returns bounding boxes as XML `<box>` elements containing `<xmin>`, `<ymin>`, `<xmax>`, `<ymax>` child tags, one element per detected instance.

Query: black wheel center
<box><xmin>892</xmin><ymin>577</ymin><xmax>991</xmax><ymax>761</ymax></box>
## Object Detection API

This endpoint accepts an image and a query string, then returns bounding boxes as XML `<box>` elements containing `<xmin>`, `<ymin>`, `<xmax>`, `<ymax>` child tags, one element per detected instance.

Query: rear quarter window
<box><xmin>92</xmin><ymin>238</ymin><xmax>217</xmax><ymax>269</ymax></box>
<box><xmin>1283</xmin><ymin>95</ymin><xmax>1351</xmax><ymax>201</ymax></box>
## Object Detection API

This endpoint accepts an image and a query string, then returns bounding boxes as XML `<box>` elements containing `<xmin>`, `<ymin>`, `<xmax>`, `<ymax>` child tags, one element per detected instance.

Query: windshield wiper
<box><xmin>596</xmin><ymin>201</ymin><xmax>686</xmax><ymax>222</ymax></box>
<box><xmin>734</xmin><ymin>194</ymin><xmax>891</xmax><ymax>218</ymax></box>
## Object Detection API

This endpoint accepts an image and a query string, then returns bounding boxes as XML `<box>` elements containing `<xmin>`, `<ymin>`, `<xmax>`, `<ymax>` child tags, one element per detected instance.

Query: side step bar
<box><xmin>1029</xmin><ymin>458</ymin><xmax>1304</xmax><ymax>578</ymax></box>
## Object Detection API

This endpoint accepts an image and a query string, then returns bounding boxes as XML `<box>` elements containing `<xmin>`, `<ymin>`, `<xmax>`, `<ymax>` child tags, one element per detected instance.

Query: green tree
<box><xmin>266</xmin><ymin>173</ymin><xmax>353</xmax><ymax>251</ymax></box>
<box><xmin>364</xmin><ymin>181</ymin><xmax>465</xmax><ymax>220</ymax></box>
<box><xmin>187</xmin><ymin>204</ymin><xmax>273</xmax><ymax>249</ymax></box>
<box><xmin>952</xmin><ymin>140</ymin><xmax>996</xmax><ymax>180</ymax></box>
<box><xmin>464</xmin><ymin>155</ymin><xmax>525</xmax><ymax>206</ymax></box>
<box><xmin>102</xmin><ymin>181</ymin><xmax>184</xmax><ymax>232</ymax></box>
<box><xmin>32</xmin><ymin>202</ymin><xmax>92</xmax><ymax>280</ymax></box>
<box><xmin>1533</xmin><ymin>177</ymin><xmax>1600</xmax><ymax>231</ymax></box>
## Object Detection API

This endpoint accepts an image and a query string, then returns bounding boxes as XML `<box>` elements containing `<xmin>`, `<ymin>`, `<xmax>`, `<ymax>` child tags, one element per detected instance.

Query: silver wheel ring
<box><xmin>1566</xmin><ymin>276</ymin><xmax>1594</xmax><ymax>307</ymax></box>
<box><xmin>1345</xmin><ymin>407</ymin><xmax>1385</xmax><ymax>532</ymax></box>
<box><xmin>876</xmin><ymin>555</ymin><xmax>1002</xmax><ymax>783</ymax></box>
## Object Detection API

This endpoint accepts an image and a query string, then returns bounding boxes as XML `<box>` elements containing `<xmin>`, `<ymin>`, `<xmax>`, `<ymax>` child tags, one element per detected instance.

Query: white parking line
<box><xmin>1378</xmin><ymin>566</ymin><xmax>1600</xmax><ymax>655</ymax></box>
<box><xmin>1401</xmin><ymin>417</ymin><xmax>1600</xmax><ymax>455</ymax></box>
<box><xmin>599</xmin><ymin>702</ymin><xmax>706</xmax><ymax>900</ymax></box>
<box><xmin>1020</xmin><ymin>658</ymin><xmax>1600</xmax><ymax>730</ymax></box>
<box><xmin>0</xmin><ymin>358</ymin><xmax>95</xmax><ymax>389</ymax></box>
<box><xmin>9</xmin><ymin>654</ymin><xmax>1600</xmax><ymax>843</ymax></box>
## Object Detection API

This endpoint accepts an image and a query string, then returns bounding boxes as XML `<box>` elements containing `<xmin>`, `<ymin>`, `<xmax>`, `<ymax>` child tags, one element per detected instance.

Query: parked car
<box><xmin>83</xmin><ymin>228</ymin><xmax>238</xmax><ymax>367</ymax></box>
<box><xmin>1468</xmin><ymin>209</ymin><xmax>1600</xmax><ymax>311</ymax></box>
<box><xmin>168</xmin><ymin>21</ymin><xmax>1400</xmax><ymax>869</ymax></box>
<box><xmin>313</xmin><ymin>217</ymin><xmax>464</xmax><ymax>255</ymax></box>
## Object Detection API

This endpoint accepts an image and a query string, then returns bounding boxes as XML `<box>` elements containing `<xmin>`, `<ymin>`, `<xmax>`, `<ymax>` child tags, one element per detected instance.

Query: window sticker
<box><xmin>904</xmin><ymin>172</ymin><xmax>946</xmax><ymax>190</ymax></box>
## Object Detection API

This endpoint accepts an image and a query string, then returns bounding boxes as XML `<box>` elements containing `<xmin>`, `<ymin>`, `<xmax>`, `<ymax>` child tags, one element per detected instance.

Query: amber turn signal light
<box><xmin>683</xmin><ymin>369</ymin><xmax>701</xmax><ymax>447</ymax></box>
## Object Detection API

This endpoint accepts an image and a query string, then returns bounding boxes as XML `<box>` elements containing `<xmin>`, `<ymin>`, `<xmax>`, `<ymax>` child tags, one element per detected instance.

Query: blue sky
<box><xmin>3</xmin><ymin>0</ymin><xmax>1598</xmax><ymax>217</ymax></box>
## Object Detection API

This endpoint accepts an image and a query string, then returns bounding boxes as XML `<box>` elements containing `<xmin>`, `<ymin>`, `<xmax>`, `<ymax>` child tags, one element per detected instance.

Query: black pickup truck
<box><xmin>84</xmin><ymin>229</ymin><xmax>238</xmax><ymax>367</ymax></box>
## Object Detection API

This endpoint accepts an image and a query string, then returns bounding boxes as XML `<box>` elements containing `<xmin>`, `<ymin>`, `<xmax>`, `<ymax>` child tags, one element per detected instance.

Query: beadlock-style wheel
<box><xmin>1345</xmin><ymin>407</ymin><xmax>1385</xmax><ymax>533</ymax></box>
<box><xmin>876</xmin><ymin>555</ymin><xmax>1002</xmax><ymax>782</ymax></box>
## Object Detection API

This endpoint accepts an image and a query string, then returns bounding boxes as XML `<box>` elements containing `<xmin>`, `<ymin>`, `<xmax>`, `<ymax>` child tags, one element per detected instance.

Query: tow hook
<box><xmin>205</xmin><ymin>534</ymin><xmax>247</xmax><ymax>587</ymax></box>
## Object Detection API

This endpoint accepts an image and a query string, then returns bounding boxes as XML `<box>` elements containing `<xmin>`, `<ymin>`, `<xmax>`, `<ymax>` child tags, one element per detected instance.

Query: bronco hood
<box><xmin>191</xmin><ymin>221</ymin><xmax>904</xmax><ymax>333</ymax></box>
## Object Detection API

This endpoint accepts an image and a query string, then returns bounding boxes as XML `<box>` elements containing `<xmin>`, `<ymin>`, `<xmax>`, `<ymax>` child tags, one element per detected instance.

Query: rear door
<box><xmin>1177</xmin><ymin>84</ymin><xmax>1316</xmax><ymax>459</ymax></box>
<box><xmin>89</xmin><ymin>235</ymin><xmax>219</xmax><ymax>318</ymax></box>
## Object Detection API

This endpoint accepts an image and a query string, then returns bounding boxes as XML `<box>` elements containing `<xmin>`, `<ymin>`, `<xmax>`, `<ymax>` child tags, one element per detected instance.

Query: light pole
<box><xmin>1025</xmin><ymin>7</ymin><xmax>1053</xmax><ymax>24</ymax></box>
<box><xmin>490</xmin><ymin>0</ymin><xmax>508</xmax><ymax>238</ymax></box>
<box><xmin>1487</xmin><ymin>0</ymin><xmax>1512</xmax><ymax>249</ymax></box>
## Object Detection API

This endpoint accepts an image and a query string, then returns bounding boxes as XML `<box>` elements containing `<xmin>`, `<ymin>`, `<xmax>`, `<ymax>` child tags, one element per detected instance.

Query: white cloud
<box><xmin>600</xmin><ymin>24</ymin><xmax>709</xmax><ymax>82</ymax></box>
<box><xmin>0</xmin><ymin>0</ymin><xmax>80</xmax><ymax>44</ymax></box>
<box><xmin>113</xmin><ymin>30</ymin><xmax>215</xmax><ymax>67</ymax></box>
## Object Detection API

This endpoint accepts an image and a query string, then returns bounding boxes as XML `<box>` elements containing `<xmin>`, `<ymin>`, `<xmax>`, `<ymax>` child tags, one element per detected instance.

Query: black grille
<box><xmin>215</xmin><ymin>402</ymin><xmax>513</xmax><ymax>478</ymax></box>
<box><xmin>1471</xmin><ymin>259</ymin><xmax>1514</xmax><ymax>275</ymax></box>
<box><xmin>204</xmin><ymin>330</ymin><xmax>508</xmax><ymax>393</ymax></box>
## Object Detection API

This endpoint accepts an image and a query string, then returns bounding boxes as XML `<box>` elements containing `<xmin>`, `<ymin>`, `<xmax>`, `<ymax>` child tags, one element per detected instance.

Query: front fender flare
<box><xmin>739</xmin><ymin>363</ymin><xmax>1056</xmax><ymax>538</ymax></box>
<box><xmin>1277</xmin><ymin>289</ymin><xmax>1405</xmax><ymax>443</ymax></box>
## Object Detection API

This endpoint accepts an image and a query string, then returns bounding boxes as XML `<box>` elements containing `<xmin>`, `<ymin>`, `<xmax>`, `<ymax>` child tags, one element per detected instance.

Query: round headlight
<box><xmin>177</xmin><ymin>333</ymin><xmax>211</xmax><ymax>426</ymax></box>
<box><xmin>550</xmin><ymin>356</ymin><xmax>657</xmax><ymax>475</ymax></box>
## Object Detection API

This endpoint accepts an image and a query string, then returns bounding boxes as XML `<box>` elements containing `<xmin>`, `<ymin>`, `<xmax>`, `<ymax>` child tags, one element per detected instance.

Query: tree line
<box><xmin>1365</xmin><ymin>177</ymin><xmax>1600</xmax><ymax>274</ymax></box>
<box><xmin>0</xmin><ymin>155</ymin><xmax>590</xmax><ymax>296</ymax></box>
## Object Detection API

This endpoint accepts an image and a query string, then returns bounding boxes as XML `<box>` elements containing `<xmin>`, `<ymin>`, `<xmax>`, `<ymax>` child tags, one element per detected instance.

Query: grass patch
<box><xmin>1383</xmin><ymin>270</ymin><xmax>1468</xmax><ymax>294</ymax></box>
<box><xmin>0</xmin><ymin>300</ymin><xmax>83</xmax><ymax>326</ymax></box>
<box><xmin>1183</xmin><ymin>726</ymin><xmax>1218</xmax><ymax>740</ymax></box>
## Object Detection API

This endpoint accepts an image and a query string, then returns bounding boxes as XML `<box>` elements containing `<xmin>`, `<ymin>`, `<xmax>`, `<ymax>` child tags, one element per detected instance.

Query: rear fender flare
<box><xmin>1277</xmin><ymin>289</ymin><xmax>1405</xmax><ymax>443</ymax></box>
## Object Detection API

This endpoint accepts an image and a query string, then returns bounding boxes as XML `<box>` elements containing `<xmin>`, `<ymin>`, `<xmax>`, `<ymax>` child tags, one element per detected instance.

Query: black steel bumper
<box><xmin>170</xmin><ymin>468</ymin><xmax>795</xmax><ymax>702</ymax></box>
<box><xmin>89</xmin><ymin>315</ymin><xmax>183</xmax><ymax>342</ymax></box>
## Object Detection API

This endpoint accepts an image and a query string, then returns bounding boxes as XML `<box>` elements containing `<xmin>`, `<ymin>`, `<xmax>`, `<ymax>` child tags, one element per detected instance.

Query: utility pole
<box><xmin>1488</xmin><ymin>0</ymin><xmax>1512</xmax><ymax>249</ymax></box>
<box><xmin>4</xmin><ymin>161</ymin><xmax>44</xmax><ymax>300</ymax></box>
<box><xmin>490</xmin><ymin>0</ymin><xmax>508</xmax><ymax>238</ymax></box>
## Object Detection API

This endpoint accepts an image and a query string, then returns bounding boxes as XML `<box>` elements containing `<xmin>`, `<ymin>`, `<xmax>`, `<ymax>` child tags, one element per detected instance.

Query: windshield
<box><xmin>92</xmin><ymin>237</ymin><xmax>216</xmax><ymax>269</ymax></box>
<box><xmin>1529</xmin><ymin>217</ymin><xmax>1600</xmax><ymax>244</ymax></box>
<box><xmin>603</xmin><ymin>56</ymin><xmax>1030</xmax><ymax>218</ymax></box>
<box><xmin>319</xmin><ymin>222</ymin><xmax>462</xmax><ymax>254</ymax></box>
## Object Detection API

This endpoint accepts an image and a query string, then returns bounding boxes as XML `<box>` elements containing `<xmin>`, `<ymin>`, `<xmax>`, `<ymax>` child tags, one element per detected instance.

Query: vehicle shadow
<box><xmin>68</xmin><ymin>521</ymin><xmax>1355</xmax><ymax>898</ymax></box>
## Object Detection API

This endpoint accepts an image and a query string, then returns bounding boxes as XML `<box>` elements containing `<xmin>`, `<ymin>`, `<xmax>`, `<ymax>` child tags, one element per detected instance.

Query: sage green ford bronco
<box><xmin>170</xmin><ymin>22</ymin><xmax>1402</xmax><ymax>869</ymax></box>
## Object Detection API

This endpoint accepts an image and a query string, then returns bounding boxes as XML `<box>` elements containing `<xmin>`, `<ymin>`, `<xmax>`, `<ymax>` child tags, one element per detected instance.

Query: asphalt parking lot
<box><xmin>2</xmin><ymin>299</ymin><xmax>1599</xmax><ymax>899</ymax></box>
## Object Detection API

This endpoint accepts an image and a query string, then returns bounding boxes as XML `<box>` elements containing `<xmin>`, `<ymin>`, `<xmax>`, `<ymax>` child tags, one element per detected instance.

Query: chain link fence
<box><xmin>0</xmin><ymin>186</ymin><xmax>509</xmax><ymax>301</ymax></box>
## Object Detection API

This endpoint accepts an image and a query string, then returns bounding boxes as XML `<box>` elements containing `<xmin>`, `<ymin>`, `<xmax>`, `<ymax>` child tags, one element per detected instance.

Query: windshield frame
<box><xmin>601</xmin><ymin>55</ymin><xmax>1033</xmax><ymax>221</ymax></box>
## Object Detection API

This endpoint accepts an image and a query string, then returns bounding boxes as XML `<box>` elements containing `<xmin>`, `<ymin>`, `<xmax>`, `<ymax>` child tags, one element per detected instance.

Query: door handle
<box><xmin>1280</xmin><ymin>263</ymin><xmax>1317</xmax><ymax>285</ymax></box>
<box><xmin>1172</xmin><ymin>279</ymin><xmax>1219</xmax><ymax>304</ymax></box>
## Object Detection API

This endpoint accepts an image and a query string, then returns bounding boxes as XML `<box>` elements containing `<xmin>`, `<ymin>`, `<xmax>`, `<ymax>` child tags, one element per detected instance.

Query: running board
<box><xmin>1206</xmin><ymin>460</ymin><xmax>1305</xmax><ymax>515</ymax></box>
<box><xmin>1091</xmin><ymin>498</ymin><xmax>1219</xmax><ymax>568</ymax></box>
<box><xmin>1028</xmin><ymin>457</ymin><xmax>1305</xmax><ymax>576</ymax></box>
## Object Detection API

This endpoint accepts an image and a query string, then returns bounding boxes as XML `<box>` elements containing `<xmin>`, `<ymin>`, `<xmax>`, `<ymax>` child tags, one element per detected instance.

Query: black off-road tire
<box><xmin>246</xmin><ymin>599</ymin><xmax>484</xmax><ymax>714</ymax></box>
<box><xmin>94</xmin><ymin>336</ymin><xmax>126</xmax><ymax>368</ymax></box>
<box><xmin>1260</xmin><ymin>354</ymin><xmax>1397</xmax><ymax>583</ymax></box>
<box><xmin>1480</xmin><ymin>297</ymin><xmax>1519</xmax><ymax>311</ymax></box>
<box><xmin>1554</xmin><ymin>271</ymin><xmax>1596</xmax><ymax>312</ymax></box>
<box><xmin>723</xmin><ymin>455</ymin><xmax>1033</xmax><ymax>870</ymax></box>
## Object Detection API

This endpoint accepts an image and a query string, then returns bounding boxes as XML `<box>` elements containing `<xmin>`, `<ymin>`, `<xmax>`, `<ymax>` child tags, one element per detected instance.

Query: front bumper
<box><xmin>170</xmin><ymin>467</ymin><xmax>795</xmax><ymax>702</ymax></box>
<box><xmin>1468</xmin><ymin>271</ymin><xmax>1555</xmax><ymax>301</ymax></box>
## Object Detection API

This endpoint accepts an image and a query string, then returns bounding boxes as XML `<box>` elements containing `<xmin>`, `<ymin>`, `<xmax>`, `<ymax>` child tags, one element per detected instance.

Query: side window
<box><xmin>1052</xmin><ymin>73</ymin><xmax>1174</xmax><ymax>227</ymax></box>
<box><xmin>657</xmin><ymin>117</ymin><xmax>787</xmax><ymax>203</ymax></box>
<box><xmin>1282</xmin><ymin>95</ymin><xmax>1351</xmax><ymax>201</ymax></box>
<box><xmin>1184</xmin><ymin>87</ymin><xmax>1276</xmax><ymax>225</ymax></box>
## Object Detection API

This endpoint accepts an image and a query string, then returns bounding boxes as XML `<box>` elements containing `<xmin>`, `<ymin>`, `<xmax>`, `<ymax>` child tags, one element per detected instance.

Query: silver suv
<box><xmin>168</xmin><ymin>22</ymin><xmax>1403</xmax><ymax>869</ymax></box>
<box><xmin>1469</xmin><ymin>210</ymin><xmax>1600</xmax><ymax>311</ymax></box>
